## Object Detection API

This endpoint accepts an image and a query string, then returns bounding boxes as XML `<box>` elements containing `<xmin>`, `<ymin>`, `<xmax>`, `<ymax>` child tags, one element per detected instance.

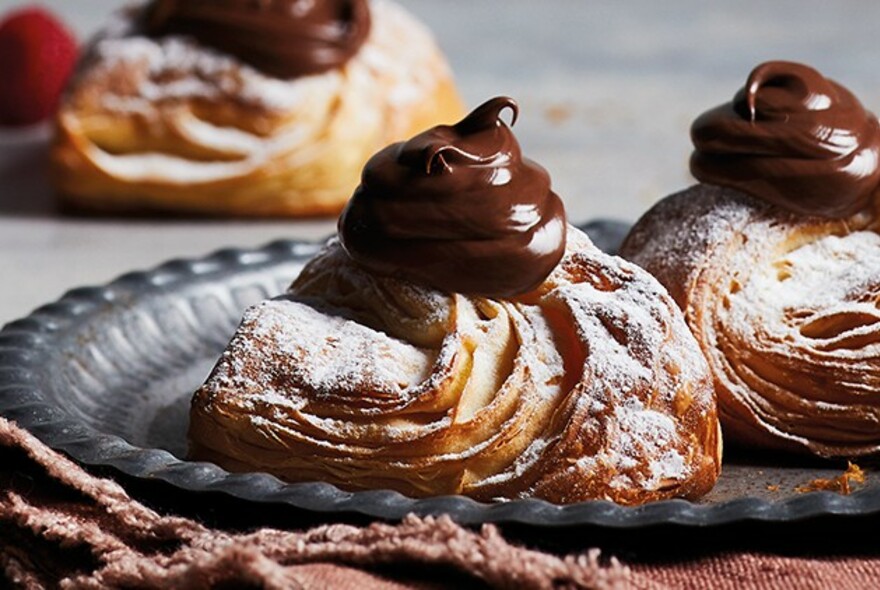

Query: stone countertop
<box><xmin>2</xmin><ymin>0</ymin><xmax>879</xmax><ymax>324</ymax></box>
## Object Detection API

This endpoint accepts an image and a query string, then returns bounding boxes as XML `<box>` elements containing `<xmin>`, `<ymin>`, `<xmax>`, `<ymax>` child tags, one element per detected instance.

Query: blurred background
<box><xmin>2</xmin><ymin>0</ymin><xmax>880</xmax><ymax>322</ymax></box>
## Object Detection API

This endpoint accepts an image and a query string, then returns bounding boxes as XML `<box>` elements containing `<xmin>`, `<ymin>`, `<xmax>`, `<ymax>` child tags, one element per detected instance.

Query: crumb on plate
<box><xmin>795</xmin><ymin>462</ymin><xmax>866</xmax><ymax>495</ymax></box>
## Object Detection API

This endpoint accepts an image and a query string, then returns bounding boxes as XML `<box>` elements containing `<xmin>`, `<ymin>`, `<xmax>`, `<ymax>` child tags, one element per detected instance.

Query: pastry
<box><xmin>621</xmin><ymin>61</ymin><xmax>880</xmax><ymax>457</ymax></box>
<box><xmin>189</xmin><ymin>97</ymin><xmax>721</xmax><ymax>504</ymax></box>
<box><xmin>50</xmin><ymin>0</ymin><xmax>463</xmax><ymax>217</ymax></box>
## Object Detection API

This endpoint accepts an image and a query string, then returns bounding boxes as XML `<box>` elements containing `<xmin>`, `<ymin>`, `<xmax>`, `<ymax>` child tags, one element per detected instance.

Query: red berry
<box><xmin>0</xmin><ymin>6</ymin><xmax>78</xmax><ymax>127</ymax></box>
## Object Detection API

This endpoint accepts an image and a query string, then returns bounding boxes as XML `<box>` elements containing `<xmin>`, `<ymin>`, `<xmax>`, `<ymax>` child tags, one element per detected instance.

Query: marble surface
<box><xmin>2</xmin><ymin>0</ymin><xmax>880</xmax><ymax>324</ymax></box>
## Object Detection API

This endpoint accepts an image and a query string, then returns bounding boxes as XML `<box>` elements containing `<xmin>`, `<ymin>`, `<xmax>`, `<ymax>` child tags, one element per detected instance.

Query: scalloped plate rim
<box><xmin>1</xmin><ymin>222</ymin><xmax>878</xmax><ymax>528</ymax></box>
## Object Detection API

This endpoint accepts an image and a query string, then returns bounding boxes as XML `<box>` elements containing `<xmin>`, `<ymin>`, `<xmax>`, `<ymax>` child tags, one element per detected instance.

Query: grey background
<box><xmin>3</xmin><ymin>0</ymin><xmax>880</xmax><ymax>323</ymax></box>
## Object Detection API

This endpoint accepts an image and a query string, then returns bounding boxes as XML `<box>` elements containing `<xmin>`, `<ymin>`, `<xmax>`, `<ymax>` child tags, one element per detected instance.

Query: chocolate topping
<box><xmin>144</xmin><ymin>0</ymin><xmax>371</xmax><ymax>78</ymax></box>
<box><xmin>690</xmin><ymin>61</ymin><xmax>880</xmax><ymax>218</ymax></box>
<box><xmin>338</xmin><ymin>97</ymin><xmax>567</xmax><ymax>298</ymax></box>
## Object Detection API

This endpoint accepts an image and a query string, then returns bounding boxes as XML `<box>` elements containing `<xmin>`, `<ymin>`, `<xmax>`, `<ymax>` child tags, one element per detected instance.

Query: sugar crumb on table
<box><xmin>543</xmin><ymin>103</ymin><xmax>574</xmax><ymax>125</ymax></box>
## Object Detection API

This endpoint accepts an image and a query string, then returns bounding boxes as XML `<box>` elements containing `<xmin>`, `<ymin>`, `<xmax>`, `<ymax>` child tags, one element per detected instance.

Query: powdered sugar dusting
<box><xmin>193</xmin><ymin>227</ymin><xmax>719</xmax><ymax>501</ymax></box>
<box><xmin>610</xmin><ymin>400</ymin><xmax>682</xmax><ymax>489</ymax></box>
<box><xmin>622</xmin><ymin>182</ymin><xmax>880</xmax><ymax>455</ymax></box>
<box><xmin>621</xmin><ymin>185</ymin><xmax>772</xmax><ymax>306</ymax></box>
<box><xmin>253</xmin><ymin>299</ymin><xmax>434</xmax><ymax>396</ymax></box>
<box><xmin>81</xmin><ymin>0</ymin><xmax>445</xmax><ymax>114</ymax></box>
<box><xmin>719</xmin><ymin>218</ymin><xmax>880</xmax><ymax>429</ymax></box>
<box><xmin>541</xmin><ymin>244</ymin><xmax>711</xmax><ymax>492</ymax></box>
<box><xmin>730</xmin><ymin>231</ymin><xmax>880</xmax><ymax>352</ymax></box>
<box><xmin>65</xmin><ymin>0</ymin><xmax>456</xmax><ymax>186</ymax></box>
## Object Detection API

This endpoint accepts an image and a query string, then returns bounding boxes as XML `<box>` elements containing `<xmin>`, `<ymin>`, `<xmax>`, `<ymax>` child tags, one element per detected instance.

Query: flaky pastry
<box><xmin>622</xmin><ymin>62</ymin><xmax>880</xmax><ymax>457</ymax></box>
<box><xmin>50</xmin><ymin>0</ymin><xmax>463</xmax><ymax>217</ymax></box>
<box><xmin>190</xmin><ymin>97</ymin><xmax>721</xmax><ymax>504</ymax></box>
<box><xmin>190</xmin><ymin>227</ymin><xmax>721</xmax><ymax>503</ymax></box>
<box><xmin>622</xmin><ymin>185</ymin><xmax>880</xmax><ymax>457</ymax></box>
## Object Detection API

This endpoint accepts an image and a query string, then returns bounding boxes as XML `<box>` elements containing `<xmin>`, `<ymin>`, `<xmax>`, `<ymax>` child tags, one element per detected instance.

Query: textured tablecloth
<box><xmin>2</xmin><ymin>417</ymin><xmax>878</xmax><ymax>590</ymax></box>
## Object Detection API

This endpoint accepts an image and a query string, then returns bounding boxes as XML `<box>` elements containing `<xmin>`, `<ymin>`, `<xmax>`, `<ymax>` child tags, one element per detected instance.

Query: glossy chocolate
<box><xmin>338</xmin><ymin>97</ymin><xmax>567</xmax><ymax>298</ymax></box>
<box><xmin>144</xmin><ymin>0</ymin><xmax>370</xmax><ymax>78</ymax></box>
<box><xmin>691</xmin><ymin>61</ymin><xmax>880</xmax><ymax>218</ymax></box>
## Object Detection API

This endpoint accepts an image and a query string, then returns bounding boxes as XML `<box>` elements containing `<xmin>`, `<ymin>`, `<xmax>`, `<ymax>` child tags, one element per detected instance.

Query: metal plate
<box><xmin>1</xmin><ymin>221</ymin><xmax>878</xmax><ymax>528</ymax></box>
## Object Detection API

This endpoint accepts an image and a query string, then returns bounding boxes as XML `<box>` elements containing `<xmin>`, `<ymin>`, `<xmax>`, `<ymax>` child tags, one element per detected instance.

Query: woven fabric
<box><xmin>631</xmin><ymin>554</ymin><xmax>880</xmax><ymax>590</ymax></box>
<box><xmin>1</xmin><ymin>416</ymin><xmax>878</xmax><ymax>590</ymax></box>
<box><xmin>0</xmin><ymin>417</ymin><xmax>624</xmax><ymax>589</ymax></box>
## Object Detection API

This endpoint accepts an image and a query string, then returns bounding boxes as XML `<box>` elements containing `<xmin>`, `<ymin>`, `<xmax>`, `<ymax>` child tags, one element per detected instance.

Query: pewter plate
<box><xmin>1</xmin><ymin>221</ymin><xmax>879</xmax><ymax>528</ymax></box>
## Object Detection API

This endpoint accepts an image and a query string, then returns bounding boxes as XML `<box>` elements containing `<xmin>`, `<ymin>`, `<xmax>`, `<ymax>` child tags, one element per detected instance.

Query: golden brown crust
<box><xmin>621</xmin><ymin>184</ymin><xmax>880</xmax><ymax>457</ymax></box>
<box><xmin>189</xmin><ymin>228</ymin><xmax>721</xmax><ymax>504</ymax></box>
<box><xmin>50</xmin><ymin>1</ymin><xmax>464</xmax><ymax>217</ymax></box>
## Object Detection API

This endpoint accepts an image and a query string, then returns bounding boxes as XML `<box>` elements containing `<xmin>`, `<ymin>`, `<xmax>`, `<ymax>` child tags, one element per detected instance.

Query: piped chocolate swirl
<box><xmin>691</xmin><ymin>61</ymin><xmax>880</xmax><ymax>218</ymax></box>
<box><xmin>338</xmin><ymin>96</ymin><xmax>567</xmax><ymax>298</ymax></box>
<box><xmin>144</xmin><ymin>0</ymin><xmax>371</xmax><ymax>78</ymax></box>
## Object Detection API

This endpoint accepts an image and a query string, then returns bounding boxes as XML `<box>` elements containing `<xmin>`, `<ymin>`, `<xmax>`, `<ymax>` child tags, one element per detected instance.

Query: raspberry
<box><xmin>0</xmin><ymin>7</ymin><xmax>78</xmax><ymax>126</ymax></box>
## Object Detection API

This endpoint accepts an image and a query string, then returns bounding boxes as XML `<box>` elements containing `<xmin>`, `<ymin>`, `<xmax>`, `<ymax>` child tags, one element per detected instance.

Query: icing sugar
<box><xmin>197</xmin><ymin>227</ymin><xmax>714</xmax><ymax>497</ymax></box>
<box><xmin>84</xmin><ymin>0</ymin><xmax>445</xmax><ymax>114</ymax></box>
<box><xmin>622</xmin><ymin>182</ymin><xmax>880</xmax><ymax>455</ymax></box>
<box><xmin>90</xmin><ymin>34</ymin><xmax>325</xmax><ymax>113</ymax></box>
<box><xmin>547</xmin><ymin>249</ymin><xmax>706</xmax><ymax>489</ymax></box>
<box><xmin>610</xmin><ymin>401</ymin><xmax>682</xmax><ymax>489</ymax></box>
<box><xmin>733</xmin><ymin>232</ymin><xmax>880</xmax><ymax>334</ymax></box>
<box><xmin>250</xmin><ymin>299</ymin><xmax>435</xmax><ymax>397</ymax></box>
<box><xmin>69</xmin><ymin>0</ymin><xmax>454</xmax><ymax>186</ymax></box>
<box><xmin>621</xmin><ymin>184</ymin><xmax>764</xmax><ymax>305</ymax></box>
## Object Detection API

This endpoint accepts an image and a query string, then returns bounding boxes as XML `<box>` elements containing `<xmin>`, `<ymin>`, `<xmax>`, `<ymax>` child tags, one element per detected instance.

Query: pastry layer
<box><xmin>622</xmin><ymin>184</ymin><xmax>880</xmax><ymax>457</ymax></box>
<box><xmin>51</xmin><ymin>0</ymin><xmax>463</xmax><ymax>217</ymax></box>
<box><xmin>190</xmin><ymin>228</ymin><xmax>721</xmax><ymax>503</ymax></box>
